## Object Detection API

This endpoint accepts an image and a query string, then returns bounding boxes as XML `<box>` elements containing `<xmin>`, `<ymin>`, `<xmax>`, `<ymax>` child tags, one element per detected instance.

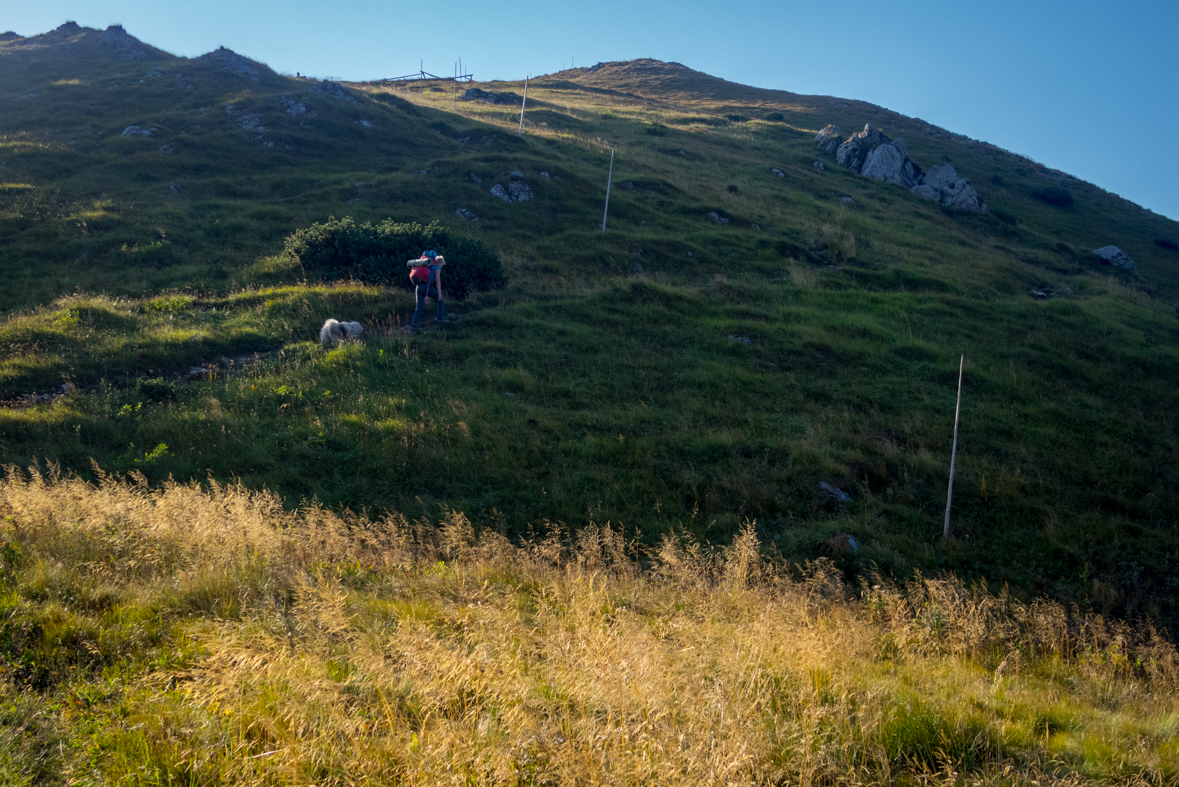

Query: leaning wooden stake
<box><xmin>453</xmin><ymin>63</ymin><xmax>457</xmax><ymax>110</ymax></box>
<box><xmin>601</xmin><ymin>150</ymin><xmax>614</xmax><ymax>232</ymax></box>
<box><xmin>943</xmin><ymin>354</ymin><xmax>964</xmax><ymax>539</ymax></box>
<box><xmin>517</xmin><ymin>76</ymin><xmax>529</xmax><ymax>136</ymax></box>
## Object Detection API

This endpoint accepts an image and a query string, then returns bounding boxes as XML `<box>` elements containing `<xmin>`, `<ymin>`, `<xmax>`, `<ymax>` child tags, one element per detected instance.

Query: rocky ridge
<box><xmin>816</xmin><ymin>123</ymin><xmax>986</xmax><ymax>213</ymax></box>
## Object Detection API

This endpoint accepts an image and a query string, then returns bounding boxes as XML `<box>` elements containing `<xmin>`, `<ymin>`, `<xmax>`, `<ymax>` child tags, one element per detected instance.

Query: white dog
<box><xmin>319</xmin><ymin>319</ymin><xmax>365</xmax><ymax>345</ymax></box>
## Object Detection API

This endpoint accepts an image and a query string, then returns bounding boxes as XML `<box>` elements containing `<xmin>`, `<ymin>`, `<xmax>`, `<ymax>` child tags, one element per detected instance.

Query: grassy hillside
<box><xmin>2</xmin><ymin>472</ymin><xmax>1177</xmax><ymax>785</ymax></box>
<box><xmin>1</xmin><ymin>23</ymin><xmax>1179</xmax><ymax>631</ymax></box>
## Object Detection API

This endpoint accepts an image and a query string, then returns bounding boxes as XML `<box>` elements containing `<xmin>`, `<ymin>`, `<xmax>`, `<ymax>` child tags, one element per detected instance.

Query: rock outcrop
<box><xmin>1093</xmin><ymin>245</ymin><xmax>1136</xmax><ymax>271</ymax></box>
<box><xmin>818</xmin><ymin>122</ymin><xmax>985</xmax><ymax>212</ymax></box>
<box><xmin>909</xmin><ymin>164</ymin><xmax>986</xmax><ymax>212</ymax></box>
<box><xmin>815</xmin><ymin>125</ymin><xmax>842</xmax><ymax>154</ymax></box>
<box><xmin>98</xmin><ymin>25</ymin><xmax>149</xmax><ymax>60</ymax></box>
<box><xmin>197</xmin><ymin>47</ymin><xmax>264</xmax><ymax>81</ymax></box>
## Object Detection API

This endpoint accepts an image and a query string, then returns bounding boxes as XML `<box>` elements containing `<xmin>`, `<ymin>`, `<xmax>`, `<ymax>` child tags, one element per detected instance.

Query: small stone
<box><xmin>538</xmin><ymin>171</ymin><xmax>550</xmax><ymax>178</ymax></box>
<box><xmin>1030</xmin><ymin>290</ymin><xmax>1048</xmax><ymax>299</ymax></box>
<box><xmin>455</xmin><ymin>208</ymin><xmax>478</xmax><ymax>221</ymax></box>
<box><xmin>706</xmin><ymin>212</ymin><xmax>729</xmax><ymax>224</ymax></box>
<box><xmin>121</xmin><ymin>125</ymin><xmax>154</xmax><ymax>136</ymax></box>
<box><xmin>359</xmin><ymin>120</ymin><xmax>373</xmax><ymax>127</ymax></box>
<box><xmin>634</xmin><ymin>263</ymin><xmax>643</xmax><ymax>272</ymax></box>
<box><xmin>840</xmin><ymin>195</ymin><xmax>854</xmax><ymax>204</ymax></box>
<box><xmin>770</xmin><ymin>168</ymin><xmax>785</xmax><ymax>177</ymax></box>
<box><xmin>750</xmin><ymin>223</ymin><xmax>761</xmax><ymax>230</ymax></box>
<box><xmin>490</xmin><ymin>184</ymin><xmax>512</xmax><ymax>202</ymax></box>
<box><xmin>169</xmin><ymin>184</ymin><xmax>181</xmax><ymax>193</ymax></box>
<box><xmin>467</xmin><ymin>172</ymin><xmax>482</xmax><ymax>184</ymax></box>
<box><xmin>728</xmin><ymin>335</ymin><xmax>753</xmax><ymax>345</ymax></box>
<box><xmin>819</xmin><ymin>482</ymin><xmax>853</xmax><ymax>504</ymax></box>
<box><xmin>509</xmin><ymin>170</ymin><xmax>525</xmax><ymax>180</ymax></box>
<box><xmin>813</xmin><ymin>160</ymin><xmax>824</xmax><ymax>170</ymax></box>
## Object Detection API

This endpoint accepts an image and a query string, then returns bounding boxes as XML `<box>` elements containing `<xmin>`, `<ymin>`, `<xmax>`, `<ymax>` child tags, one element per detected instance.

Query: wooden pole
<box><xmin>453</xmin><ymin>63</ymin><xmax>457</xmax><ymax>110</ymax></box>
<box><xmin>601</xmin><ymin>150</ymin><xmax>614</xmax><ymax>232</ymax></box>
<box><xmin>517</xmin><ymin>76</ymin><xmax>529</xmax><ymax>136</ymax></box>
<box><xmin>943</xmin><ymin>354</ymin><xmax>964</xmax><ymax>539</ymax></box>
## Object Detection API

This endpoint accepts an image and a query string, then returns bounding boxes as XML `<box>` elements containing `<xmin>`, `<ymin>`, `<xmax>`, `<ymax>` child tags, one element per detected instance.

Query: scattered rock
<box><xmin>413</xmin><ymin>170</ymin><xmax>429</xmax><ymax>176</ymax></box>
<box><xmin>1029</xmin><ymin>289</ymin><xmax>1048</xmax><ymax>299</ymax></box>
<box><xmin>770</xmin><ymin>168</ymin><xmax>785</xmax><ymax>177</ymax></box>
<box><xmin>490</xmin><ymin>184</ymin><xmax>512</xmax><ymax>202</ymax></box>
<box><xmin>237</xmin><ymin>114</ymin><xmax>264</xmax><ymax>132</ymax></box>
<box><xmin>728</xmin><ymin>335</ymin><xmax>753</xmax><ymax>345</ymax></box>
<box><xmin>467</xmin><ymin>172</ymin><xmax>482</xmax><ymax>184</ymax></box>
<box><xmin>347</xmin><ymin>198</ymin><xmax>361</xmax><ymax>204</ymax></box>
<box><xmin>750</xmin><ymin>223</ymin><xmax>761</xmax><ymax>230</ymax></box>
<box><xmin>675</xmin><ymin>150</ymin><xmax>687</xmax><ymax>157</ymax></box>
<box><xmin>687</xmin><ymin>252</ymin><xmax>693</xmax><ymax>257</ymax></box>
<box><xmin>315</xmin><ymin>80</ymin><xmax>358</xmax><ymax>103</ymax></box>
<box><xmin>353</xmin><ymin>182</ymin><xmax>366</xmax><ymax>190</ymax></box>
<box><xmin>507</xmin><ymin>182</ymin><xmax>533</xmax><ymax>201</ymax></box>
<box><xmin>197</xmin><ymin>47</ymin><xmax>263</xmax><ymax>81</ymax></box>
<box><xmin>169</xmin><ymin>184</ymin><xmax>180</xmax><ymax>193</ymax></box>
<box><xmin>158</xmin><ymin>144</ymin><xmax>173</xmax><ymax>154</ymax></box>
<box><xmin>359</xmin><ymin>119</ymin><xmax>373</xmax><ymax>128</ymax></box>
<box><xmin>819</xmin><ymin>481</ymin><xmax>853</xmax><ymax>504</ymax></box>
<box><xmin>623</xmin><ymin>181</ymin><xmax>635</xmax><ymax>190</ymax></box>
<box><xmin>509</xmin><ymin>170</ymin><xmax>525</xmax><ymax>180</ymax></box>
<box><xmin>455</xmin><ymin>208</ymin><xmax>478</xmax><ymax>221</ymax></box>
<box><xmin>1093</xmin><ymin>245</ymin><xmax>1136</xmax><ymax>271</ymax></box>
<box><xmin>280</xmin><ymin>97</ymin><xmax>310</xmax><ymax>116</ymax></box>
<box><xmin>840</xmin><ymin>195</ymin><xmax>854</xmax><ymax>204</ymax></box>
<box><xmin>538</xmin><ymin>171</ymin><xmax>550</xmax><ymax>178</ymax></box>
<box><xmin>813</xmin><ymin>160</ymin><xmax>824</xmax><ymax>170</ymax></box>
<box><xmin>478</xmin><ymin>134</ymin><xmax>499</xmax><ymax>146</ymax></box>
<box><xmin>706</xmin><ymin>212</ymin><xmax>729</xmax><ymax>224</ymax></box>
<box><xmin>815</xmin><ymin>124</ymin><xmax>843</xmax><ymax>153</ymax></box>
<box><xmin>121</xmin><ymin>125</ymin><xmax>155</xmax><ymax>136</ymax></box>
<box><xmin>634</xmin><ymin>262</ymin><xmax>643</xmax><ymax>272</ymax></box>
<box><xmin>459</xmin><ymin>87</ymin><xmax>522</xmax><ymax>105</ymax></box>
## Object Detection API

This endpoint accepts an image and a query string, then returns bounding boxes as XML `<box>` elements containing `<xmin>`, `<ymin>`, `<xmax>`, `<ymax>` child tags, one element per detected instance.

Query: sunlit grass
<box><xmin>1</xmin><ymin>468</ymin><xmax>1176</xmax><ymax>784</ymax></box>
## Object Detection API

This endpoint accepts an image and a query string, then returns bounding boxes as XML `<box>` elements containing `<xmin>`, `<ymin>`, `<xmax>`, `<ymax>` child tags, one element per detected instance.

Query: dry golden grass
<box><xmin>2</xmin><ymin>466</ymin><xmax>1177</xmax><ymax>785</ymax></box>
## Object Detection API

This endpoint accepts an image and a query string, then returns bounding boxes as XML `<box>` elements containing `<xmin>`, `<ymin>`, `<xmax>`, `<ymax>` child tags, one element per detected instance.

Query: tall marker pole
<box><xmin>453</xmin><ymin>63</ymin><xmax>457</xmax><ymax>110</ymax></box>
<box><xmin>517</xmin><ymin>76</ymin><xmax>529</xmax><ymax>136</ymax></box>
<box><xmin>943</xmin><ymin>354</ymin><xmax>964</xmax><ymax>540</ymax></box>
<box><xmin>601</xmin><ymin>149</ymin><xmax>614</xmax><ymax>232</ymax></box>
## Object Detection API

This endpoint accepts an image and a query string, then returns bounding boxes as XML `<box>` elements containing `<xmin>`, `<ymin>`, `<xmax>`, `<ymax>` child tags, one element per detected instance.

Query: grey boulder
<box><xmin>909</xmin><ymin>164</ymin><xmax>987</xmax><ymax>213</ymax></box>
<box><xmin>1093</xmin><ymin>245</ymin><xmax>1136</xmax><ymax>271</ymax></box>
<box><xmin>836</xmin><ymin>124</ymin><xmax>890</xmax><ymax>173</ymax></box>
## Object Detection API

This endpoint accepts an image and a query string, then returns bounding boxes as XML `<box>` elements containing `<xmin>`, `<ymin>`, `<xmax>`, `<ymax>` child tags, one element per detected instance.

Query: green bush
<box><xmin>1031</xmin><ymin>187</ymin><xmax>1074</xmax><ymax>207</ymax></box>
<box><xmin>283</xmin><ymin>217</ymin><xmax>507</xmax><ymax>299</ymax></box>
<box><xmin>1154</xmin><ymin>238</ymin><xmax>1178</xmax><ymax>251</ymax></box>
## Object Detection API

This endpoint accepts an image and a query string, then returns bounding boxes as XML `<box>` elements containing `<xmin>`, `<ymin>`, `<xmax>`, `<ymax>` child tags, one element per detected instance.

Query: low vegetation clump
<box><xmin>1030</xmin><ymin>187</ymin><xmax>1075</xmax><ymax>207</ymax></box>
<box><xmin>283</xmin><ymin>218</ymin><xmax>508</xmax><ymax>299</ymax></box>
<box><xmin>1</xmin><ymin>466</ymin><xmax>1176</xmax><ymax>785</ymax></box>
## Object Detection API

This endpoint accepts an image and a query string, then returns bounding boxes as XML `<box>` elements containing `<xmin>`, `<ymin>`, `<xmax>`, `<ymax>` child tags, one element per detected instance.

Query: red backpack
<box><xmin>409</xmin><ymin>264</ymin><xmax>431</xmax><ymax>284</ymax></box>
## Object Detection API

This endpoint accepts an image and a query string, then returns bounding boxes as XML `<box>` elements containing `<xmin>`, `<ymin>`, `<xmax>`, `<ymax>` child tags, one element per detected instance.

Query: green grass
<box><xmin>1</xmin><ymin>25</ymin><xmax>1179</xmax><ymax>630</ymax></box>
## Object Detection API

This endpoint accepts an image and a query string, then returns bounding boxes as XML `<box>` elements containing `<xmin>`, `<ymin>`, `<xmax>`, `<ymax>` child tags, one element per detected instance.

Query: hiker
<box><xmin>408</xmin><ymin>250</ymin><xmax>448</xmax><ymax>330</ymax></box>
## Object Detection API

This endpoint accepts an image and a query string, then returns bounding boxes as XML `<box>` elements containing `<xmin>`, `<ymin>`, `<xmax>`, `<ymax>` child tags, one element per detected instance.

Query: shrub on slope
<box><xmin>283</xmin><ymin>217</ymin><xmax>507</xmax><ymax>299</ymax></box>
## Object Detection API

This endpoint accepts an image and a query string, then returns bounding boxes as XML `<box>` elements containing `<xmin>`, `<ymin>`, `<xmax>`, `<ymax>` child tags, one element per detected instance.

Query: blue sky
<box><xmin>7</xmin><ymin>0</ymin><xmax>1178</xmax><ymax>220</ymax></box>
